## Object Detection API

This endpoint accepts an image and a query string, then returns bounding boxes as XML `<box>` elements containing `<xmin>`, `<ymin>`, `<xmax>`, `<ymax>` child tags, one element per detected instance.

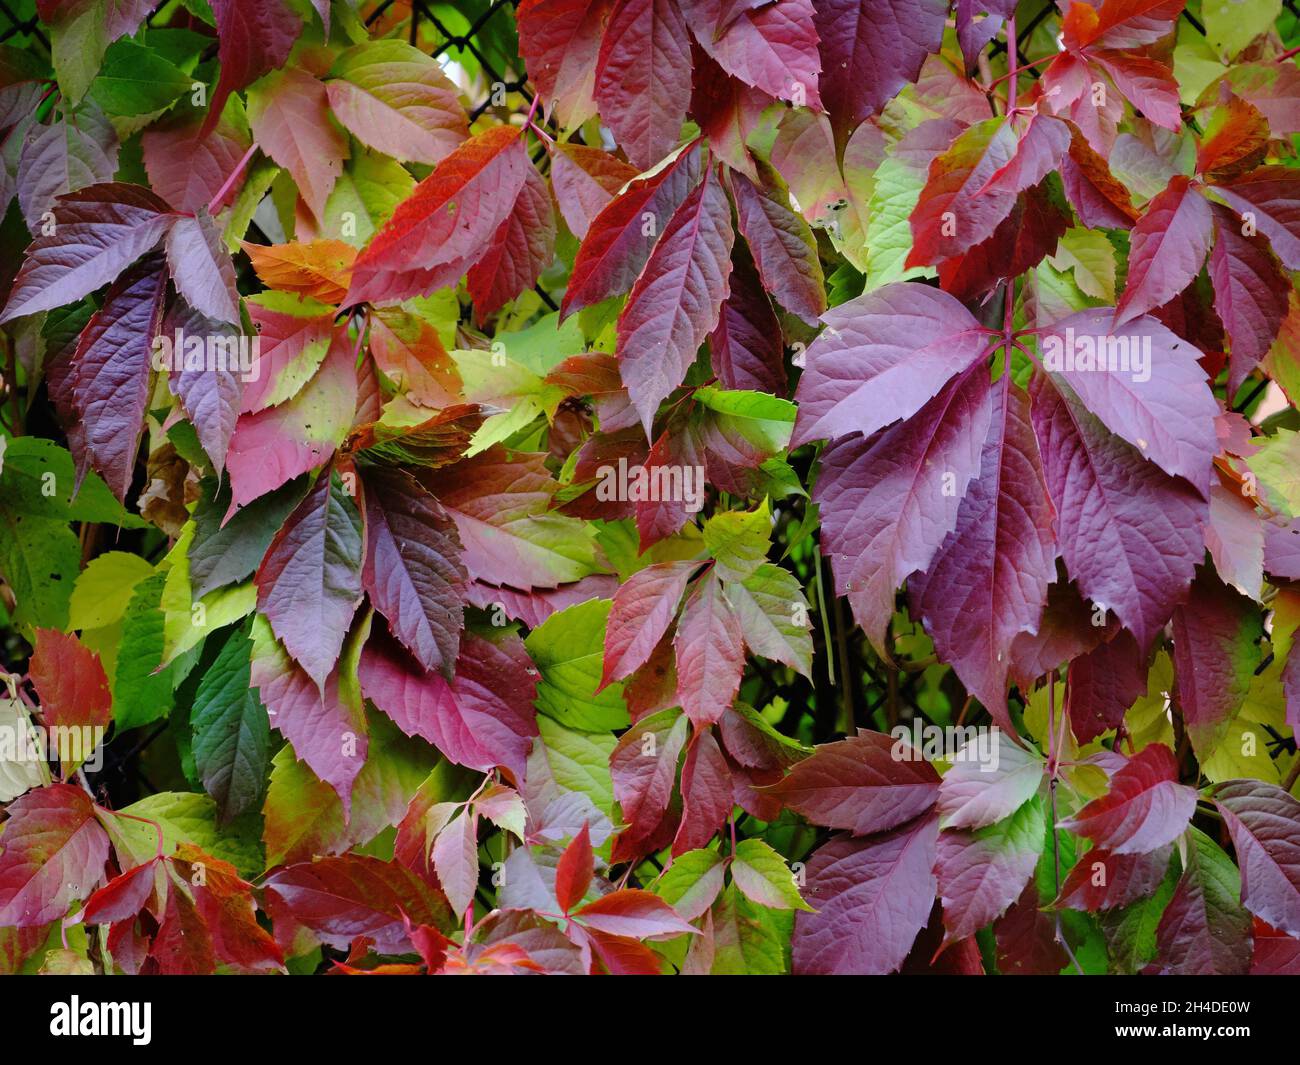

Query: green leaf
<box><xmin>653</xmin><ymin>848</ymin><xmax>726</xmax><ymax>921</ymax></box>
<box><xmin>0</xmin><ymin>509</ymin><xmax>79</xmax><ymax>632</ymax></box>
<box><xmin>111</xmin><ymin>571</ymin><xmax>180</xmax><ymax>730</ymax></box>
<box><xmin>722</xmin><ymin>563</ymin><xmax>814</xmax><ymax>678</ymax></box>
<box><xmin>710</xmin><ymin>883</ymin><xmax>792</xmax><ymax>974</ymax></box>
<box><xmin>89</xmin><ymin>39</ymin><xmax>192</xmax><ymax>116</ymax></box>
<box><xmin>532</xmin><ymin>715</ymin><xmax>618</xmax><ymax>821</ymax></box>
<box><xmin>68</xmin><ymin>551</ymin><xmax>154</xmax><ymax>631</ymax></box>
<box><xmin>49</xmin><ymin>1</ymin><xmax>108</xmax><ymax>103</ymax></box>
<box><xmin>1202</xmin><ymin>0</ymin><xmax>1282</xmax><ymax>60</ymax></box>
<box><xmin>0</xmin><ymin>437</ymin><xmax>145</xmax><ymax>526</ymax></box>
<box><xmin>731</xmin><ymin>839</ymin><xmax>814</xmax><ymax>911</ymax></box>
<box><xmin>694</xmin><ymin>387</ymin><xmax>796</xmax><ymax>455</ymax></box>
<box><xmin>192</xmin><ymin>624</ymin><xmax>271</xmax><ymax>824</ymax></box>
<box><xmin>525</xmin><ymin>598</ymin><xmax>630</xmax><ymax>732</ymax></box>
<box><xmin>703</xmin><ymin>502</ymin><xmax>770</xmax><ymax>582</ymax></box>
<box><xmin>1245</xmin><ymin>428</ymin><xmax>1300</xmax><ymax>518</ymax></box>
<box><xmin>102</xmin><ymin>792</ymin><xmax>264</xmax><ymax>879</ymax></box>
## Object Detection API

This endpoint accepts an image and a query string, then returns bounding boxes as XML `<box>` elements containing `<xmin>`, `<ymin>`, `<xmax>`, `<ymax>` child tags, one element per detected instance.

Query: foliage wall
<box><xmin>0</xmin><ymin>0</ymin><xmax>1299</xmax><ymax>976</ymax></box>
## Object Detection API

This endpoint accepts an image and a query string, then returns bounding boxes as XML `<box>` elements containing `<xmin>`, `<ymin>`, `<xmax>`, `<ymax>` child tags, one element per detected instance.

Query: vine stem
<box><xmin>1283</xmin><ymin>756</ymin><xmax>1300</xmax><ymax>794</ymax></box>
<box><xmin>205</xmin><ymin>142</ymin><xmax>258</xmax><ymax>216</ymax></box>
<box><xmin>1005</xmin><ymin>15</ymin><xmax>1019</xmax><ymax>112</ymax></box>
<box><xmin>1047</xmin><ymin>670</ymin><xmax>1084</xmax><ymax>975</ymax></box>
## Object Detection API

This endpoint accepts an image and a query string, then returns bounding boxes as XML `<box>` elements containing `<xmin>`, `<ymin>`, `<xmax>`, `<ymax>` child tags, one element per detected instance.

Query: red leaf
<box><xmin>1115</xmin><ymin>176</ymin><xmax>1213</xmax><ymax>325</ymax></box>
<box><xmin>142</xmin><ymin>116</ymin><xmax>251</xmax><ymax>214</ymax></box>
<box><xmin>1092</xmin><ymin>51</ymin><xmax>1181</xmax><ymax>130</ymax></box>
<box><xmin>1059</xmin><ymin>744</ymin><xmax>1196</xmax><ymax>854</ymax></box>
<box><xmin>29</xmin><ymin>627</ymin><xmax>111</xmax><ymax>733</ymax></box>
<box><xmin>574</xmin><ymin>888</ymin><xmax>696</xmax><ymax>938</ymax></box>
<box><xmin>0</xmin><ymin>784</ymin><xmax>109</xmax><ymax>927</ymax></box>
<box><xmin>247</xmin><ymin>68</ymin><xmax>347</xmax><ymax>224</ymax></box>
<box><xmin>594</xmin><ymin>0</ymin><xmax>693</xmax><ymax>169</ymax></box>
<box><xmin>600</xmin><ymin>560</ymin><xmax>699</xmax><ymax>689</ymax></box>
<box><xmin>994</xmin><ymin>882</ymin><xmax>1068</xmax><ymax>974</ymax></box>
<box><xmin>550</xmin><ymin>143</ymin><xmax>638</xmax><ymax>240</ymax></box>
<box><xmin>1029</xmin><ymin>372</ymin><xmax>1207</xmax><ymax>650</ymax></box>
<box><xmin>935</xmin><ymin>801</ymin><xmax>1042</xmax><ymax>942</ymax></box>
<box><xmin>163</xmin><ymin>299</ymin><xmax>245</xmax><ymax>471</ymax></box>
<box><xmin>1209</xmin><ymin>166</ymin><xmax>1300</xmax><ymax>271</ymax></box>
<box><xmin>1209</xmin><ymin>202</ymin><xmax>1290</xmax><ymax>395</ymax></box>
<box><xmin>82</xmin><ymin>860</ymin><xmax>158</xmax><ymax>926</ymax></box>
<box><xmin>555</xmin><ymin>822</ymin><xmax>594</xmax><ymax>914</ymax></box>
<box><xmin>728</xmin><ymin>166</ymin><xmax>826</xmax><ymax>326</ymax></box>
<box><xmin>674</xmin><ymin>568</ymin><xmax>744</xmax><ymax>727</ymax></box>
<box><xmin>517</xmin><ymin>0</ymin><xmax>611</xmax><ymax>128</ymax></box>
<box><xmin>561</xmin><ymin>143</ymin><xmax>703</xmax><ymax>318</ymax></box>
<box><xmin>466</xmin><ymin>161</ymin><xmax>556</xmax><ymax>322</ymax></box>
<box><xmin>1213</xmin><ymin>780</ymin><xmax>1300</xmax><ymax>938</ymax></box>
<box><xmin>708</xmin><ymin>241</ymin><xmax>786</xmax><ymax>395</ymax></box>
<box><xmin>204</xmin><ymin>0</ymin><xmax>302</xmax><ymax>136</ymax></box>
<box><xmin>358</xmin><ymin>623</ymin><xmax>538</xmax><ymax>781</ymax></box>
<box><xmin>617</xmin><ymin>165</ymin><xmax>735</xmax><ymax>429</ymax></box>
<box><xmin>908</xmin><ymin>378</ymin><xmax>1057</xmax><ymax>730</ymax></box>
<box><xmin>672</xmin><ymin>728</ymin><xmax>733</xmax><ymax>855</ymax></box>
<box><xmin>1153</xmin><ymin>827</ymin><xmax>1250</xmax><ymax>975</ymax></box>
<box><xmin>1054</xmin><ymin>844</ymin><xmax>1174</xmax><ymax>911</ymax></box>
<box><xmin>767</xmin><ymin>731</ymin><xmax>939</xmax><ymax>835</ymax></box>
<box><xmin>347</xmin><ymin>126</ymin><xmax>528</xmax><ymax>306</ymax></box>
<box><xmin>689</xmin><ymin>0</ymin><xmax>822</xmax><ymax>110</ymax></box>
<box><xmin>1170</xmin><ymin>566</ymin><xmax>1261</xmax><ymax>760</ymax></box>
<box><xmin>813</xmin><ymin>0</ymin><xmax>946</xmax><ymax>143</ymax></box>
<box><xmin>361</xmin><ymin>465</ymin><xmax>466</xmax><ymax>675</ymax></box>
<box><xmin>70</xmin><ymin>251</ymin><xmax>169</xmax><ymax>501</ymax></box>
<box><xmin>1060</xmin><ymin>128</ymin><xmax>1139</xmax><ymax>229</ymax></box>
<box><xmin>610</xmin><ymin>708</ymin><xmax>690</xmax><ymax>847</ymax></box>
<box><xmin>255</xmin><ymin>468</ymin><xmax>364</xmax><ymax>688</ymax></box>
<box><xmin>165</xmin><ymin>209</ymin><xmax>240</xmax><ymax>324</ymax></box>
<box><xmin>793</xmin><ymin>817</ymin><xmax>940</xmax><ymax>974</ymax></box>
<box><xmin>1065</xmin><ymin>630</ymin><xmax>1148</xmax><ymax>744</ymax></box>
<box><xmin>263</xmin><ymin>853</ymin><xmax>454</xmax><ymax>954</ymax></box>
<box><xmin>791</xmin><ymin>282</ymin><xmax>992</xmax><ymax>448</ymax></box>
<box><xmin>172</xmin><ymin>844</ymin><xmax>282</xmax><ymax>971</ymax></box>
<box><xmin>1251</xmin><ymin>918</ymin><xmax>1300</xmax><ymax>975</ymax></box>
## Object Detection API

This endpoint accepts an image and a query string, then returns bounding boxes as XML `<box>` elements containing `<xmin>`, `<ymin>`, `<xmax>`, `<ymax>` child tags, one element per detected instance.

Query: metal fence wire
<box><xmin>0</xmin><ymin>0</ymin><xmax>1295</xmax><ymax>794</ymax></box>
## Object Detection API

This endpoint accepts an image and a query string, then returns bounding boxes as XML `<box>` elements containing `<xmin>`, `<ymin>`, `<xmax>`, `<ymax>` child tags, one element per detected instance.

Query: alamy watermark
<box><xmin>0</xmin><ymin>723</ymin><xmax>105</xmax><ymax>772</ymax></box>
<box><xmin>1042</xmin><ymin>327</ymin><xmax>1151</xmax><ymax>383</ymax></box>
<box><xmin>150</xmin><ymin>327</ymin><xmax>261</xmax><ymax>382</ymax></box>
<box><xmin>890</xmin><ymin>721</ymin><xmax>1002</xmax><ymax>773</ymax></box>
<box><xmin>595</xmin><ymin>457</ymin><xmax>705</xmax><ymax>513</ymax></box>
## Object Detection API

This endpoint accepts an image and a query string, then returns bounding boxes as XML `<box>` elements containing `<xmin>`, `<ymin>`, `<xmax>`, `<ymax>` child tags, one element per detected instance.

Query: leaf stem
<box><xmin>206</xmin><ymin>142</ymin><xmax>258</xmax><ymax>216</ymax></box>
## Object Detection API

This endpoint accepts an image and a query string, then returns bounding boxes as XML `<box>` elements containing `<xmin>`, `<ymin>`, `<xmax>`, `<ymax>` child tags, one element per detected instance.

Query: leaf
<box><xmin>244</xmin><ymin>239</ymin><xmax>356</xmax><ymax>305</ymax></box>
<box><xmin>1059</xmin><ymin>744</ymin><xmax>1196</xmax><ymax>854</ymax></box>
<box><xmin>189</xmin><ymin>475</ymin><xmax>310</xmax><ymax>600</ymax></box>
<box><xmin>466</xmin><ymin>160</ymin><xmax>557</xmax><ymax>323</ymax></box>
<box><xmin>248</xmin><ymin>611</ymin><xmax>369</xmax><ymax>813</ymax></box>
<box><xmin>1055</xmin><ymin>844</ymin><xmax>1174</xmax><ymax>912</ymax></box>
<box><xmin>723</xmin><ymin>562</ymin><xmax>813</xmax><ymax>677</ymax></box>
<box><xmin>346</xmin><ymin>126</ymin><xmax>528</xmax><ymax>306</ymax></box>
<box><xmin>617</xmin><ymin>165</ymin><xmax>734</xmax><ymax>430</ymax></box>
<box><xmin>791</xmin><ymin>281</ymin><xmax>992</xmax><ymax>447</ymax></box>
<box><xmin>67</xmin><ymin>250</ymin><xmax>168</xmax><ymax>502</ymax></box>
<box><xmin>731</xmin><ymin>838</ymin><xmax>813</xmax><ymax>911</ymax></box>
<box><xmin>247</xmin><ymin>67</ymin><xmax>348</xmax><ymax>222</ymax></box>
<box><xmin>1028</xmin><ymin>372</ymin><xmax>1207</xmax><ymax>651</ymax></box>
<box><xmin>358</xmin><ymin>624</ymin><xmax>538</xmax><ymax>781</ymax></box>
<box><xmin>1153</xmin><ymin>826</ymin><xmax>1251</xmax><ymax>974</ymax></box>
<box><xmin>813</xmin><ymin>0</ymin><xmax>947</xmax><ymax>143</ymax></box>
<box><xmin>610</xmin><ymin>707</ymin><xmax>690</xmax><ymax>848</ymax></box>
<box><xmin>361</xmin><ymin>465</ymin><xmax>466</xmax><ymax>676</ymax></box>
<box><xmin>205</xmin><ymin>0</ymin><xmax>303</xmax><ymax>136</ymax></box>
<box><xmin>767</xmin><ymin>730</ymin><xmax>939</xmax><ymax>835</ymax></box>
<box><xmin>936</xmin><ymin>796</ymin><xmax>1044</xmax><ymax>941</ymax></box>
<box><xmin>0</xmin><ymin>181</ymin><xmax>173</xmax><ymax>325</ymax></box>
<box><xmin>28</xmin><ymin>628</ymin><xmax>111</xmax><ymax>744</ymax></box>
<box><xmin>1209</xmin><ymin>201</ymin><xmax>1290</xmax><ymax>394</ymax></box>
<box><xmin>908</xmin><ymin>380</ymin><xmax>1056</xmax><ymax>729</ymax></box>
<box><xmin>142</xmin><ymin>116</ymin><xmax>252</xmax><ymax>214</ymax></box>
<box><xmin>555</xmin><ymin>822</ymin><xmax>594</xmax><ymax>913</ymax></box>
<box><xmin>255</xmin><ymin>469</ymin><xmax>363</xmax><ymax>688</ymax></box>
<box><xmin>1210</xmin><ymin>166</ymin><xmax>1300</xmax><ymax>271</ymax></box>
<box><xmin>0</xmin><ymin>784</ymin><xmax>109</xmax><ymax>927</ymax></box>
<box><xmin>1114</xmin><ymin>176</ymin><xmax>1213</xmax><ymax>324</ymax></box>
<box><xmin>936</xmin><ymin>730</ymin><xmax>1045</xmax><ymax>831</ymax></box>
<box><xmin>432</xmin><ymin>809</ymin><xmax>478</xmax><ymax>917</ymax></box>
<box><xmin>516</xmin><ymin>0</ymin><xmax>608</xmax><ymax>128</ymax></box>
<box><xmin>673</xmin><ymin>727</ymin><xmax>732</xmax><ymax>854</ymax></box>
<box><xmin>708</xmin><ymin>241</ymin><xmax>786</xmax><ymax>395</ymax></box>
<box><xmin>594</xmin><ymin>0</ymin><xmax>692</xmax><ymax>169</ymax></box>
<box><xmin>653</xmin><ymin>848</ymin><xmax>726</xmax><ymax>921</ymax></box>
<box><xmin>191</xmin><ymin>625</ymin><xmax>271</xmax><ymax>825</ymax></box>
<box><xmin>262</xmin><ymin>854</ymin><xmax>453</xmax><ymax>954</ymax></box>
<box><xmin>561</xmin><ymin>143</ymin><xmax>703</xmax><ymax>318</ymax></box>
<box><xmin>674</xmin><ymin>568</ymin><xmax>744</xmax><ymax>727</ymax></box>
<box><xmin>16</xmin><ymin>106</ymin><xmax>118</xmax><ymax>233</ymax></box>
<box><xmin>368</xmin><ymin>307</ymin><xmax>462</xmax><ymax>407</ymax></box>
<box><xmin>550</xmin><ymin>143</ymin><xmax>639</xmax><ymax>240</ymax></box>
<box><xmin>574</xmin><ymin>888</ymin><xmax>696</xmax><ymax>938</ymax></box>
<box><xmin>1065</xmin><ymin>629</ymin><xmax>1149</xmax><ymax>743</ymax></box>
<box><xmin>162</xmin><ymin>299</ymin><xmax>245</xmax><ymax>471</ymax></box>
<box><xmin>89</xmin><ymin>37</ymin><xmax>191</xmax><ymax>115</ymax></box>
<box><xmin>0</xmin><ymin>697</ymin><xmax>46</xmax><ymax>803</ymax></box>
<box><xmin>325</xmin><ymin>40</ymin><xmax>468</xmax><ymax>166</ymax></box>
<box><xmin>813</xmin><ymin>361</ymin><xmax>992</xmax><ymax>651</ymax></box>
<box><xmin>600</xmin><ymin>560</ymin><xmax>699</xmax><ymax>688</ymax></box>
<box><xmin>226</xmin><ymin>331</ymin><xmax>358</xmax><ymax>513</ymax></box>
<box><xmin>527</xmin><ymin>598</ymin><xmax>630</xmax><ymax>733</ymax></box>
<box><xmin>111</xmin><ymin>572</ymin><xmax>178</xmax><ymax>730</ymax></box>
<box><xmin>1170</xmin><ymin>566</ymin><xmax>1262</xmax><ymax>761</ymax></box>
<box><xmin>422</xmin><ymin>448</ymin><xmax>604</xmax><ymax>590</ymax></box>
<box><xmin>1213</xmin><ymin>780</ymin><xmax>1300</xmax><ymax>938</ymax></box>
<box><xmin>792</xmin><ymin>816</ymin><xmax>939</xmax><ymax>974</ymax></box>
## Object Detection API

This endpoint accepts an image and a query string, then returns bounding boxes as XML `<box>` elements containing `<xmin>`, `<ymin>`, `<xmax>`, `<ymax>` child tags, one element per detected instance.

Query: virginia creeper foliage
<box><xmin>0</xmin><ymin>0</ymin><xmax>1298</xmax><ymax>977</ymax></box>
